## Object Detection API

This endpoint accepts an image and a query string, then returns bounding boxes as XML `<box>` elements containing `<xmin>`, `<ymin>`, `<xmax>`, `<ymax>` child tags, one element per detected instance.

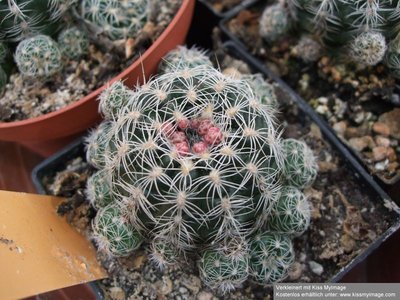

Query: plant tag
<box><xmin>0</xmin><ymin>190</ymin><xmax>107</xmax><ymax>300</ymax></box>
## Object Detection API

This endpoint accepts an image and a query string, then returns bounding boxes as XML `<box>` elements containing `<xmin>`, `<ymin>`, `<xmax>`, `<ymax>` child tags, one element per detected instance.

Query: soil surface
<box><xmin>41</xmin><ymin>54</ymin><xmax>398</xmax><ymax>299</ymax></box>
<box><xmin>0</xmin><ymin>0</ymin><xmax>182</xmax><ymax>122</ymax></box>
<box><xmin>226</xmin><ymin>0</ymin><xmax>400</xmax><ymax>185</ymax></box>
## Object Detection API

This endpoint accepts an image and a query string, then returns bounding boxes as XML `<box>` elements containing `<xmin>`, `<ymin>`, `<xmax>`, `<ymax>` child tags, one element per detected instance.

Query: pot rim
<box><xmin>0</xmin><ymin>0</ymin><xmax>193</xmax><ymax>130</ymax></box>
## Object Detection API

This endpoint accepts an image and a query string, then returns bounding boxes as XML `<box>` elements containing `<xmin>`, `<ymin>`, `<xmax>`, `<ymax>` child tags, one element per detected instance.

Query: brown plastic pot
<box><xmin>0</xmin><ymin>0</ymin><xmax>195</xmax><ymax>157</ymax></box>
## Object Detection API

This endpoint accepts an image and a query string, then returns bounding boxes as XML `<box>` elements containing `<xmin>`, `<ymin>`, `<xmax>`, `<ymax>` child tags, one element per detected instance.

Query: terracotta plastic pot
<box><xmin>0</xmin><ymin>0</ymin><xmax>195</xmax><ymax>157</ymax></box>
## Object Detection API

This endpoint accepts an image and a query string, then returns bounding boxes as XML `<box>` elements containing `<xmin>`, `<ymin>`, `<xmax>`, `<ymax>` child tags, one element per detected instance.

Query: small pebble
<box><xmin>309</xmin><ymin>261</ymin><xmax>324</xmax><ymax>276</ymax></box>
<box><xmin>348</xmin><ymin>136</ymin><xmax>375</xmax><ymax>152</ymax></box>
<box><xmin>372</xmin><ymin>146</ymin><xmax>388</xmax><ymax>161</ymax></box>
<box><xmin>372</xmin><ymin>122</ymin><xmax>390</xmax><ymax>137</ymax></box>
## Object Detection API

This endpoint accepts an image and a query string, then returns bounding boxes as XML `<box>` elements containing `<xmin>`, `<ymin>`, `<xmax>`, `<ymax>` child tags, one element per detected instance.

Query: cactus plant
<box><xmin>349</xmin><ymin>31</ymin><xmax>387</xmax><ymax>66</ymax></box>
<box><xmin>249</xmin><ymin>232</ymin><xmax>294</xmax><ymax>285</ymax></box>
<box><xmin>199</xmin><ymin>247</ymin><xmax>249</xmax><ymax>293</ymax></box>
<box><xmin>158</xmin><ymin>45</ymin><xmax>213</xmax><ymax>74</ymax></box>
<box><xmin>292</xmin><ymin>35</ymin><xmax>323</xmax><ymax>63</ymax></box>
<box><xmin>14</xmin><ymin>34</ymin><xmax>63</xmax><ymax>78</ymax></box>
<box><xmin>0</xmin><ymin>65</ymin><xmax>7</xmax><ymax>95</ymax></box>
<box><xmin>79</xmin><ymin>0</ymin><xmax>150</xmax><ymax>40</ymax></box>
<box><xmin>241</xmin><ymin>74</ymin><xmax>278</xmax><ymax>110</ymax></box>
<box><xmin>267</xmin><ymin>186</ymin><xmax>311</xmax><ymax>235</ymax></box>
<box><xmin>85</xmin><ymin>55</ymin><xmax>318</xmax><ymax>291</ymax></box>
<box><xmin>58</xmin><ymin>27</ymin><xmax>89</xmax><ymax>60</ymax></box>
<box><xmin>386</xmin><ymin>32</ymin><xmax>400</xmax><ymax>78</ymax></box>
<box><xmin>0</xmin><ymin>0</ymin><xmax>72</xmax><ymax>42</ymax></box>
<box><xmin>289</xmin><ymin>0</ymin><xmax>400</xmax><ymax>67</ymax></box>
<box><xmin>93</xmin><ymin>203</ymin><xmax>143</xmax><ymax>256</ymax></box>
<box><xmin>282</xmin><ymin>138</ymin><xmax>318</xmax><ymax>189</ymax></box>
<box><xmin>0</xmin><ymin>42</ymin><xmax>8</xmax><ymax>63</ymax></box>
<box><xmin>259</xmin><ymin>3</ymin><xmax>290</xmax><ymax>43</ymax></box>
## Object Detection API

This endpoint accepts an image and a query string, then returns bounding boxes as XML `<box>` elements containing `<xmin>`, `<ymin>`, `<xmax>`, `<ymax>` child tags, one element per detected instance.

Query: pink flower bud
<box><xmin>170</xmin><ymin>131</ymin><xmax>187</xmax><ymax>143</ymax></box>
<box><xmin>175</xmin><ymin>141</ymin><xmax>190</xmax><ymax>156</ymax></box>
<box><xmin>190</xmin><ymin>119</ymin><xmax>201</xmax><ymax>129</ymax></box>
<box><xmin>160</xmin><ymin>122</ymin><xmax>175</xmax><ymax>137</ymax></box>
<box><xmin>192</xmin><ymin>141</ymin><xmax>208</xmax><ymax>154</ymax></box>
<box><xmin>198</xmin><ymin>119</ymin><xmax>213</xmax><ymax>136</ymax></box>
<box><xmin>178</xmin><ymin>118</ymin><xmax>190</xmax><ymax>130</ymax></box>
<box><xmin>204</xmin><ymin>126</ymin><xmax>223</xmax><ymax>145</ymax></box>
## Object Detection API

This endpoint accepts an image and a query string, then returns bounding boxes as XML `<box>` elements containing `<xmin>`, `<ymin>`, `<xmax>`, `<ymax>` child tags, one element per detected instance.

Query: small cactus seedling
<box><xmin>149</xmin><ymin>236</ymin><xmax>181</xmax><ymax>270</ymax></box>
<box><xmin>199</xmin><ymin>247</ymin><xmax>249</xmax><ymax>293</ymax></box>
<box><xmin>293</xmin><ymin>36</ymin><xmax>323</xmax><ymax>63</ymax></box>
<box><xmin>242</xmin><ymin>74</ymin><xmax>278</xmax><ymax>111</ymax></box>
<box><xmin>98</xmin><ymin>81</ymin><xmax>134</xmax><ymax>120</ymax></box>
<box><xmin>14</xmin><ymin>34</ymin><xmax>63</xmax><ymax>78</ymax></box>
<box><xmin>267</xmin><ymin>186</ymin><xmax>311</xmax><ymax>235</ymax></box>
<box><xmin>259</xmin><ymin>3</ymin><xmax>290</xmax><ymax>43</ymax></box>
<box><xmin>80</xmin><ymin>0</ymin><xmax>150</xmax><ymax>40</ymax></box>
<box><xmin>93</xmin><ymin>203</ymin><xmax>143</xmax><ymax>257</ymax></box>
<box><xmin>58</xmin><ymin>27</ymin><xmax>89</xmax><ymax>60</ymax></box>
<box><xmin>85</xmin><ymin>121</ymin><xmax>113</xmax><ymax>169</ymax></box>
<box><xmin>86</xmin><ymin>170</ymin><xmax>114</xmax><ymax>210</ymax></box>
<box><xmin>282</xmin><ymin>138</ymin><xmax>318</xmax><ymax>189</ymax></box>
<box><xmin>249</xmin><ymin>232</ymin><xmax>294</xmax><ymax>285</ymax></box>
<box><xmin>158</xmin><ymin>45</ymin><xmax>213</xmax><ymax>74</ymax></box>
<box><xmin>349</xmin><ymin>31</ymin><xmax>387</xmax><ymax>66</ymax></box>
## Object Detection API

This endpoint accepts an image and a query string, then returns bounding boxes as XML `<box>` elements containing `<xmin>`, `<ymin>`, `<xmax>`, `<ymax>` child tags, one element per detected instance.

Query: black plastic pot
<box><xmin>197</xmin><ymin>0</ymin><xmax>257</xmax><ymax>18</ymax></box>
<box><xmin>32</xmin><ymin>42</ymin><xmax>400</xmax><ymax>290</ymax></box>
<box><xmin>219</xmin><ymin>0</ymin><xmax>400</xmax><ymax>201</ymax></box>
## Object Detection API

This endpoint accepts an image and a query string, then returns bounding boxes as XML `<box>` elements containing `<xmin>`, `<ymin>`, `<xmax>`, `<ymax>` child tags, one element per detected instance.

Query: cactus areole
<box><xmin>86</xmin><ymin>61</ymin><xmax>317</xmax><ymax>292</ymax></box>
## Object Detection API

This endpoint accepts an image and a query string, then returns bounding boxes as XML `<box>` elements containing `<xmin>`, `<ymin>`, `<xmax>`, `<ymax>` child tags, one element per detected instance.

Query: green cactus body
<box><xmin>80</xmin><ymin>0</ymin><xmax>150</xmax><ymax>40</ymax></box>
<box><xmin>93</xmin><ymin>203</ymin><xmax>143</xmax><ymax>256</ymax></box>
<box><xmin>199</xmin><ymin>248</ymin><xmax>248</xmax><ymax>293</ymax></box>
<box><xmin>291</xmin><ymin>0</ymin><xmax>400</xmax><ymax>67</ymax></box>
<box><xmin>15</xmin><ymin>34</ymin><xmax>63</xmax><ymax>78</ymax></box>
<box><xmin>0</xmin><ymin>0</ymin><xmax>72</xmax><ymax>42</ymax></box>
<box><xmin>267</xmin><ymin>186</ymin><xmax>311</xmax><ymax>235</ymax></box>
<box><xmin>259</xmin><ymin>3</ymin><xmax>290</xmax><ymax>43</ymax></box>
<box><xmin>282</xmin><ymin>138</ymin><xmax>318</xmax><ymax>189</ymax></box>
<box><xmin>293</xmin><ymin>1</ymin><xmax>400</xmax><ymax>46</ymax></box>
<box><xmin>88</xmin><ymin>65</ymin><xmax>285</xmax><ymax>250</ymax></box>
<box><xmin>58</xmin><ymin>27</ymin><xmax>89</xmax><ymax>60</ymax></box>
<box><xmin>149</xmin><ymin>236</ymin><xmax>181</xmax><ymax>269</ymax></box>
<box><xmin>86</xmin><ymin>170</ymin><xmax>114</xmax><ymax>209</ymax></box>
<box><xmin>242</xmin><ymin>74</ymin><xmax>278</xmax><ymax>111</ymax></box>
<box><xmin>85</xmin><ymin>121</ymin><xmax>113</xmax><ymax>169</ymax></box>
<box><xmin>85</xmin><ymin>48</ymin><xmax>318</xmax><ymax>291</ymax></box>
<box><xmin>99</xmin><ymin>81</ymin><xmax>134</xmax><ymax>119</ymax></box>
<box><xmin>158</xmin><ymin>46</ymin><xmax>213</xmax><ymax>74</ymax></box>
<box><xmin>249</xmin><ymin>232</ymin><xmax>294</xmax><ymax>285</ymax></box>
<box><xmin>386</xmin><ymin>32</ymin><xmax>400</xmax><ymax>78</ymax></box>
<box><xmin>0</xmin><ymin>65</ymin><xmax>7</xmax><ymax>95</ymax></box>
<box><xmin>0</xmin><ymin>42</ymin><xmax>8</xmax><ymax>63</ymax></box>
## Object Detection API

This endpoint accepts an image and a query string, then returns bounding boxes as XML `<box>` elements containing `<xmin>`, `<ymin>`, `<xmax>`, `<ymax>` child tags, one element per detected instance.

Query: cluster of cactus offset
<box><xmin>85</xmin><ymin>47</ymin><xmax>318</xmax><ymax>292</ymax></box>
<box><xmin>259</xmin><ymin>0</ymin><xmax>400</xmax><ymax>77</ymax></box>
<box><xmin>0</xmin><ymin>0</ymin><xmax>151</xmax><ymax>81</ymax></box>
